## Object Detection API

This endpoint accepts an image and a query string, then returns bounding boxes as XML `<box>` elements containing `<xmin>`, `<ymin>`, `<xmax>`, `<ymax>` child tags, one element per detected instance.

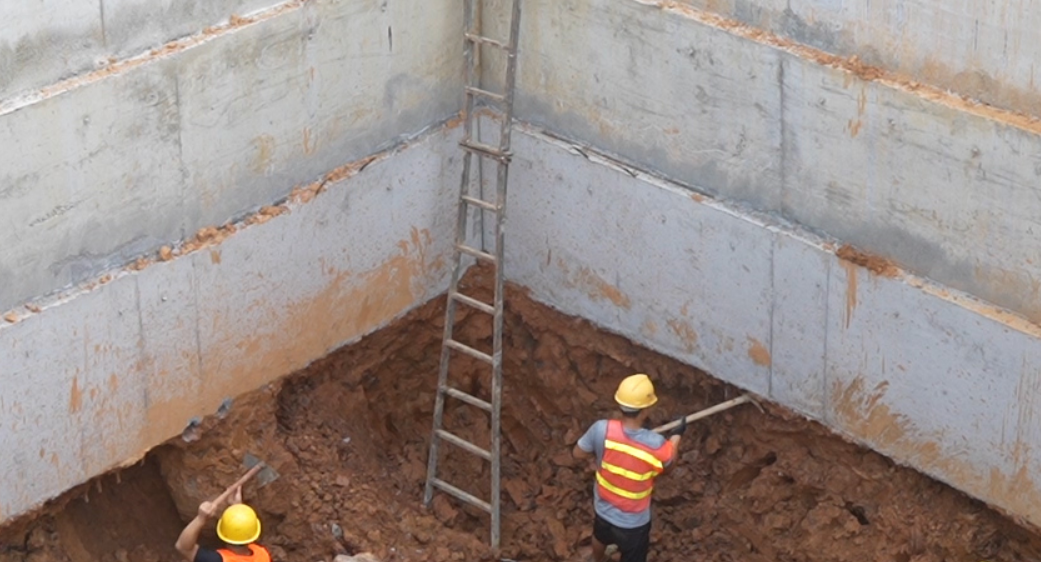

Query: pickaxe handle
<box><xmin>653</xmin><ymin>394</ymin><xmax>754</xmax><ymax>434</ymax></box>
<box><xmin>212</xmin><ymin>463</ymin><xmax>264</xmax><ymax>506</ymax></box>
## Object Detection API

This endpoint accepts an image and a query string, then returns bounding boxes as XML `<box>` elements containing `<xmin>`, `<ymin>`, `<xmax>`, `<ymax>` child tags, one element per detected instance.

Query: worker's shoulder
<box><xmin>628</xmin><ymin>428</ymin><xmax>667</xmax><ymax>448</ymax></box>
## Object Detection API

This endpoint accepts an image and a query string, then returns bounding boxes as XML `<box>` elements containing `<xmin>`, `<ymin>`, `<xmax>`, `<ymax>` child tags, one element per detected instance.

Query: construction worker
<box><xmin>175</xmin><ymin>486</ymin><xmax>272</xmax><ymax>562</ymax></box>
<box><xmin>573</xmin><ymin>374</ymin><xmax>686</xmax><ymax>562</ymax></box>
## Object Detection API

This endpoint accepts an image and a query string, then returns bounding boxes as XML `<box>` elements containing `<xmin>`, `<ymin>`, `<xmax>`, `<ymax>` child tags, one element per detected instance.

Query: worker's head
<box><xmin>614</xmin><ymin>374</ymin><xmax>658</xmax><ymax>420</ymax></box>
<box><xmin>216</xmin><ymin>504</ymin><xmax>261</xmax><ymax>547</ymax></box>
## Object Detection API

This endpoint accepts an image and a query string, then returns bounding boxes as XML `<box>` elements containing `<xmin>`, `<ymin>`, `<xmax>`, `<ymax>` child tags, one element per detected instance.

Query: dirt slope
<box><xmin>3</xmin><ymin>267</ymin><xmax>1040</xmax><ymax>562</ymax></box>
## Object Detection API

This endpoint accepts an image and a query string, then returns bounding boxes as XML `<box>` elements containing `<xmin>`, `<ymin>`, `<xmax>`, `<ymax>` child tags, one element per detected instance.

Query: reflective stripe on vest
<box><xmin>595</xmin><ymin>420</ymin><xmax>673</xmax><ymax>512</ymax></box>
<box><xmin>217</xmin><ymin>544</ymin><xmax>272</xmax><ymax>562</ymax></box>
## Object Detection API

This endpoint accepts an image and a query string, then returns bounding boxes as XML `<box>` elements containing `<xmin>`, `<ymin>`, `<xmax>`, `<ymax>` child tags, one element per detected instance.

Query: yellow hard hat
<box><xmin>614</xmin><ymin>374</ymin><xmax>658</xmax><ymax>410</ymax></box>
<box><xmin>216</xmin><ymin>504</ymin><xmax>261</xmax><ymax>545</ymax></box>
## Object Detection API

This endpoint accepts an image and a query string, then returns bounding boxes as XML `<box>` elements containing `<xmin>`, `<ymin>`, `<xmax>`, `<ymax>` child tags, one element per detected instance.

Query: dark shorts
<box><xmin>593</xmin><ymin>514</ymin><xmax>651</xmax><ymax>562</ymax></box>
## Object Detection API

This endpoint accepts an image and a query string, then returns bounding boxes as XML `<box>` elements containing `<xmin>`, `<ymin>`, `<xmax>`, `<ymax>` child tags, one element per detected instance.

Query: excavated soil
<box><xmin>4</xmin><ymin>267</ymin><xmax>1041</xmax><ymax>562</ymax></box>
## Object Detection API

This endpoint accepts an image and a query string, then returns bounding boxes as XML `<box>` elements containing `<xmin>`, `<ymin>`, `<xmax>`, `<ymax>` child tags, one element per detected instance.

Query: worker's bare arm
<box><xmin>174</xmin><ymin>500</ymin><xmax>220</xmax><ymax>561</ymax></box>
<box><xmin>572</xmin><ymin>443</ymin><xmax>593</xmax><ymax>460</ymax></box>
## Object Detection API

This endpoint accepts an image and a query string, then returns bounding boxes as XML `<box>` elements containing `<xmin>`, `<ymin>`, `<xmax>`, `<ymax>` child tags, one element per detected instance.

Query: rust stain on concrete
<box><xmin>196</xmin><ymin>229</ymin><xmax>443</xmax><ymax>413</ymax></box>
<box><xmin>832</xmin><ymin>375</ymin><xmax>1041</xmax><ymax>525</ymax></box>
<box><xmin>69</xmin><ymin>377</ymin><xmax>84</xmax><ymax>414</ymax></box>
<box><xmin>747</xmin><ymin>337</ymin><xmax>771</xmax><ymax>366</ymax></box>
<box><xmin>841</xmin><ymin>259</ymin><xmax>858</xmax><ymax>329</ymax></box>
<box><xmin>210</xmin><ymin>250</ymin><xmax>222</xmax><ymax>264</ymax></box>
<box><xmin>832</xmin><ymin>377</ymin><xmax>908</xmax><ymax>453</ymax></box>
<box><xmin>251</xmin><ymin>134</ymin><xmax>276</xmax><ymax>175</ymax></box>
<box><xmin>848</xmin><ymin>118</ymin><xmax>863</xmax><ymax>137</ymax></box>
<box><xmin>667</xmin><ymin>319</ymin><xmax>699</xmax><ymax>352</ymax></box>
<box><xmin>575</xmin><ymin>267</ymin><xmax>632</xmax><ymax>309</ymax></box>
<box><xmin>554</xmin><ymin>258</ymin><xmax>632</xmax><ymax>310</ymax></box>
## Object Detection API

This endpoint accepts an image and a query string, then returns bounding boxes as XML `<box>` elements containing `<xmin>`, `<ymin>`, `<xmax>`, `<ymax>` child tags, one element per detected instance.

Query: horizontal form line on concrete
<box><xmin>633</xmin><ymin>0</ymin><xmax>1041</xmax><ymax>136</ymax></box>
<box><xmin>0</xmin><ymin>113</ymin><xmax>465</xmax><ymax>328</ymax></box>
<box><xmin>511</xmin><ymin>117</ymin><xmax>1041</xmax><ymax>340</ymax></box>
<box><xmin>0</xmin><ymin>0</ymin><xmax>306</xmax><ymax>118</ymax></box>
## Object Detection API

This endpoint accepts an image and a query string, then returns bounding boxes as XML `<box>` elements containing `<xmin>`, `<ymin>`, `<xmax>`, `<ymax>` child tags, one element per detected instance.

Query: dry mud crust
<box><xmin>5</xmin><ymin>265</ymin><xmax>1041</xmax><ymax>561</ymax></box>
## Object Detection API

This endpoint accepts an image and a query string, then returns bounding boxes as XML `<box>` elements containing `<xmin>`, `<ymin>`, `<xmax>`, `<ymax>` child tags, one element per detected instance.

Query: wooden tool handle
<box><xmin>653</xmin><ymin>394</ymin><xmax>752</xmax><ymax>434</ymax></box>
<box><xmin>213</xmin><ymin>463</ymin><xmax>264</xmax><ymax>506</ymax></box>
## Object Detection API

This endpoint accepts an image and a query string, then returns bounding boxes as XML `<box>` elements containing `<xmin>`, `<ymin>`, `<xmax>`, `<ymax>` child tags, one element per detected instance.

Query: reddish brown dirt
<box><xmin>4</xmin><ymin>267</ymin><xmax>1041</xmax><ymax>561</ymax></box>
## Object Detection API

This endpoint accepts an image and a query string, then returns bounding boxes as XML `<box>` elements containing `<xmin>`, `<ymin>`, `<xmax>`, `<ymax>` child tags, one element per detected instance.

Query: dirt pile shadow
<box><xmin>3</xmin><ymin>265</ymin><xmax>1041</xmax><ymax>561</ymax></box>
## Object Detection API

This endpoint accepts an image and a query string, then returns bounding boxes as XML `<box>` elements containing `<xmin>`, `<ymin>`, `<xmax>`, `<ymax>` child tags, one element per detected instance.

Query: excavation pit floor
<box><xmin>3</xmin><ymin>268</ymin><xmax>1041</xmax><ymax>562</ymax></box>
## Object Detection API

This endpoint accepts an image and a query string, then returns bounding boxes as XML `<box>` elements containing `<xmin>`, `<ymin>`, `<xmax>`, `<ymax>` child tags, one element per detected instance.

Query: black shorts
<box><xmin>593</xmin><ymin>514</ymin><xmax>651</xmax><ymax>562</ymax></box>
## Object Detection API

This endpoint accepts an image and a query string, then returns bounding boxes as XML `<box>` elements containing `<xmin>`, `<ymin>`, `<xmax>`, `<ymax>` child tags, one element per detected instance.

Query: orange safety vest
<box><xmin>217</xmin><ymin>544</ymin><xmax>272</xmax><ymax>562</ymax></box>
<box><xmin>596</xmin><ymin>420</ymin><xmax>675</xmax><ymax>513</ymax></box>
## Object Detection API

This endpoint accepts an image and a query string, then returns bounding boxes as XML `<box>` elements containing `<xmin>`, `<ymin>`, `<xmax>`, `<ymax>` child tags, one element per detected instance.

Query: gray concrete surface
<box><xmin>482</xmin><ymin>0</ymin><xmax>1041</xmax><ymax>323</ymax></box>
<box><xmin>0</xmin><ymin>0</ymin><xmax>277</xmax><ymax>101</ymax></box>
<box><xmin>0</xmin><ymin>0</ymin><xmax>462</xmax><ymax>313</ymax></box>
<box><xmin>672</xmin><ymin>0</ymin><xmax>1041</xmax><ymax>117</ymax></box>
<box><xmin>0</xmin><ymin>124</ymin><xmax>461</xmax><ymax>524</ymax></box>
<box><xmin>503</xmin><ymin>123</ymin><xmax>1041</xmax><ymax>529</ymax></box>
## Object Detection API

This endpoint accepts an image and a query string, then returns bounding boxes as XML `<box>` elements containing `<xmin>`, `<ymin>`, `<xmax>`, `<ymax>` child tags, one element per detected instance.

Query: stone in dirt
<box><xmin>334</xmin><ymin>554</ymin><xmax>381</xmax><ymax>562</ymax></box>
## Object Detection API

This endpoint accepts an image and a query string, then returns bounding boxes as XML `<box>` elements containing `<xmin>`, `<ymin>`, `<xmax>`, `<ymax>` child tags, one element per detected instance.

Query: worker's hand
<box><xmin>197</xmin><ymin>500</ymin><xmax>220</xmax><ymax>520</ymax></box>
<box><xmin>666</xmin><ymin>415</ymin><xmax>687</xmax><ymax>438</ymax></box>
<box><xmin>229</xmin><ymin>486</ymin><xmax>243</xmax><ymax>506</ymax></box>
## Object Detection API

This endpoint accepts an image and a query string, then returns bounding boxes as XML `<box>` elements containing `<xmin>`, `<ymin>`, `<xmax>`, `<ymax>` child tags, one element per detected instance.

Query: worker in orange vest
<box><xmin>573</xmin><ymin>374</ymin><xmax>686</xmax><ymax>562</ymax></box>
<box><xmin>175</xmin><ymin>486</ymin><xmax>273</xmax><ymax>562</ymax></box>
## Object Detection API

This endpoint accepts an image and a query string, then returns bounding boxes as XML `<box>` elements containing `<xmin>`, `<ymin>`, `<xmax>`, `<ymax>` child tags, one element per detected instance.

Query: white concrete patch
<box><xmin>504</xmin><ymin>123</ymin><xmax>1041</xmax><ymax>528</ymax></box>
<box><xmin>0</xmin><ymin>126</ymin><xmax>460</xmax><ymax>524</ymax></box>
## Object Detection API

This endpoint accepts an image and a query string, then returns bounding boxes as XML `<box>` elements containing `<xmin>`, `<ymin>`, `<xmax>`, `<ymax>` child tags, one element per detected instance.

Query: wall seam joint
<box><xmin>820</xmin><ymin>258</ymin><xmax>832</xmax><ymax>423</ymax></box>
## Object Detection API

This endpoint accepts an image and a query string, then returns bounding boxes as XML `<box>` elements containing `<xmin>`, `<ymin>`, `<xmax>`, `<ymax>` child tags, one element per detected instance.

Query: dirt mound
<box><xmin>4</xmin><ymin>266</ymin><xmax>1041</xmax><ymax>561</ymax></box>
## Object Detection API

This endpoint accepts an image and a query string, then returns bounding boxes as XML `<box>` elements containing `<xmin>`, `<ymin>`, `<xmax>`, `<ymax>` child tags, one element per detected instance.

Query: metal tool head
<box><xmin>242</xmin><ymin>452</ymin><xmax>280</xmax><ymax>487</ymax></box>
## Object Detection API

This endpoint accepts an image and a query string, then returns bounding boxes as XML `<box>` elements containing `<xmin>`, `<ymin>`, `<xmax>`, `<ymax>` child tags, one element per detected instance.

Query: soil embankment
<box><xmin>3</xmin><ymin>267</ymin><xmax>1040</xmax><ymax>562</ymax></box>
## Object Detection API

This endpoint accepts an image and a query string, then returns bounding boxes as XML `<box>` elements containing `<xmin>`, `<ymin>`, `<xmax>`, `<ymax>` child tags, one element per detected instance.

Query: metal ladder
<box><xmin>423</xmin><ymin>0</ymin><xmax>523</xmax><ymax>551</ymax></box>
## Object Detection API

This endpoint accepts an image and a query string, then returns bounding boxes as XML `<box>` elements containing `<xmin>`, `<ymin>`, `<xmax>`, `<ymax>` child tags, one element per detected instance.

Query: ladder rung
<box><xmin>431</xmin><ymin>478</ymin><xmax>492</xmax><ymax>513</ymax></box>
<box><xmin>452</xmin><ymin>291</ymin><xmax>495</xmax><ymax>314</ymax></box>
<box><xmin>460</xmin><ymin>140</ymin><xmax>511</xmax><ymax>163</ymax></box>
<box><xmin>435</xmin><ymin>429</ymin><xmax>492</xmax><ymax>460</ymax></box>
<box><xmin>465</xmin><ymin>32</ymin><xmax>509</xmax><ymax>51</ymax></box>
<box><xmin>442</xmin><ymin>385</ymin><xmax>493</xmax><ymax>411</ymax></box>
<box><xmin>446</xmin><ymin>339</ymin><xmax>495</xmax><ymax>364</ymax></box>
<box><xmin>456</xmin><ymin>243</ymin><xmax>497</xmax><ymax>264</ymax></box>
<box><xmin>461</xmin><ymin>195</ymin><xmax>500</xmax><ymax>212</ymax></box>
<box><xmin>465</xmin><ymin>86</ymin><xmax>506</xmax><ymax>103</ymax></box>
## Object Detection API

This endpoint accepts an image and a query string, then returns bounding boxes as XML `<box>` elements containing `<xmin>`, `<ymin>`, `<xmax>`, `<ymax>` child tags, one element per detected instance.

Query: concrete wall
<box><xmin>671</xmin><ymin>0</ymin><xmax>1041</xmax><ymax>117</ymax></box>
<box><xmin>0</xmin><ymin>0</ymin><xmax>462</xmax><ymax>313</ymax></box>
<box><xmin>481</xmin><ymin>0</ymin><xmax>1041</xmax><ymax>324</ymax></box>
<box><xmin>480</xmin><ymin>0</ymin><xmax>1041</xmax><ymax>118</ymax></box>
<box><xmin>0</xmin><ymin>124</ymin><xmax>462</xmax><ymax>524</ymax></box>
<box><xmin>503</xmin><ymin>122</ymin><xmax>1041</xmax><ymax>530</ymax></box>
<box><xmin>0</xmin><ymin>0</ymin><xmax>276</xmax><ymax>101</ymax></box>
